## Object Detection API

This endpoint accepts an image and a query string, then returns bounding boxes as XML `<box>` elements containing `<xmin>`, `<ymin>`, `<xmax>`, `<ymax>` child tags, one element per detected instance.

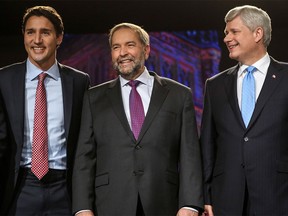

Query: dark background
<box><xmin>1</xmin><ymin>0</ymin><xmax>288</xmax><ymax>71</ymax></box>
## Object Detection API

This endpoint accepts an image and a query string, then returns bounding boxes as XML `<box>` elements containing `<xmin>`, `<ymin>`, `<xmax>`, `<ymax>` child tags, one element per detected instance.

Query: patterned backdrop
<box><xmin>57</xmin><ymin>30</ymin><xmax>221</xmax><ymax>128</ymax></box>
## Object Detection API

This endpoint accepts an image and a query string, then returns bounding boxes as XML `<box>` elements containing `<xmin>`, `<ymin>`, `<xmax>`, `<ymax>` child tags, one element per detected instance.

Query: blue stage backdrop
<box><xmin>57</xmin><ymin>30</ymin><xmax>221</xmax><ymax>128</ymax></box>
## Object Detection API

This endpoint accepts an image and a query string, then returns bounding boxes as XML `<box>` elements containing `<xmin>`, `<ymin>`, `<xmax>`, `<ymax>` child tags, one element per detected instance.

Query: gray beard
<box><xmin>115</xmin><ymin>62</ymin><xmax>141</xmax><ymax>80</ymax></box>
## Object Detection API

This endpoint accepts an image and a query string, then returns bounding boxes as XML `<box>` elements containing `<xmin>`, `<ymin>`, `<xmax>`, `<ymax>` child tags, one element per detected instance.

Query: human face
<box><xmin>111</xmin><ymin>28</ymin><xmax>150</xmax><ymax>80</ymax></box>
<box><xmin>24</xmin><ymin>16</ymin><xmax>63</xmax><ymax>71</ymax></box>
<box><xmin>223</xmin><ymin>16</ymin><xmax>264</xmax><ymax>65</ymax></box>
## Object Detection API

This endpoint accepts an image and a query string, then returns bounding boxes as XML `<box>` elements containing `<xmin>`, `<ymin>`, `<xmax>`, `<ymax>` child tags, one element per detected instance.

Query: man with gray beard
<box><xmin>72</xmin><ymin>22</ymin><xmax>203</xmax><ymax>216</ymax></box>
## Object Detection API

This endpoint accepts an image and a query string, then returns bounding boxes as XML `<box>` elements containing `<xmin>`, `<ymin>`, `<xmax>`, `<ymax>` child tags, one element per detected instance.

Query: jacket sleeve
<box><xmin>200</xmin><ymin>80</ymin><xmax>216</xmax><ymax>205</ymax></box>
<box><xmin>72</xmin><ymin>91</ymin><xmax>97</xmax><ymax>214</ymax></box>
<box><xmin>178</xmin><ymin>88</ymin><xmax>204</xmax><ymax>211</ymax></box>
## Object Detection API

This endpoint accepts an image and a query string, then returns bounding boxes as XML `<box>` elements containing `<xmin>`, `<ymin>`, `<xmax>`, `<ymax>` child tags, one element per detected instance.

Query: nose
<box><xmin>223</xmin><ymin>33</ymin><xmax>231</xmax><ymax>43</ymax></box>
<box><xmin>34</xmin><ymin>33</ymin><xmax>43</xmax><ymax>44</ymax></box>
<box><xmin>119</xmin><ymin>46</ymin><xmax>128</xmax><ymax>56</ymax></box>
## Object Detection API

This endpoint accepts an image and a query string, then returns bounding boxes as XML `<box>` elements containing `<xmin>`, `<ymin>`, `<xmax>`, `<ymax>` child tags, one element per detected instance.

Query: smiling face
<box><xmin>111</xmin><ymin>27</ymin><xmax>150</xmax><ymax>80</ymax></box>
<box><xmin>223</xmin><ymin>16</ymin><xmax>265</xmax><ymax>65</ymax></box>
<box><xmin>24</xmin><ymin>15</ymin><xmax>63</xmax><ymax>71</ymax></box>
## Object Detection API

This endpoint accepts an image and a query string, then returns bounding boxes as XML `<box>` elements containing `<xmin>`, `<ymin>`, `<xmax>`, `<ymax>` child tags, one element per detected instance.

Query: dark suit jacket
<box><xmin>200</xmin><ymin>57</ymin><xmax>288</xmax><ymax>215</ymax></box>
<box><xmin>0</xmin><ymin>61</ymin><xmax>90</xmax><ymax>214</ymax></box>
<box><xmin>72</xmin><ymin>71</ymin><xmax>203</xmax><ymax>216</ymax></box>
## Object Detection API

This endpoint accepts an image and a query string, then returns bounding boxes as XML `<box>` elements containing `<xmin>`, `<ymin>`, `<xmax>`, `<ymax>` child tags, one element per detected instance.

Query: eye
<box><xmin>42</xmin><ymin>31</ymin><xmax>51</xmax><ymax>36</ymax></box>
<box><xmin>231</xmin><ymin>30</ymin><xmax>239</xmax><ymax>35</ymax></box>
<box><xmin>128</xmin><ymin>43</ymin><xmax>135</xmax><ymax>47</ymax></box>
<box><xmin>112</xmin><ymin>45</ymin><xmax>120</xmax><ymax>50</ymax></box>
<box><xmin>26</xmin><ymin>30</ymin><xmax>34</xmax><ymax>35</ymax></box>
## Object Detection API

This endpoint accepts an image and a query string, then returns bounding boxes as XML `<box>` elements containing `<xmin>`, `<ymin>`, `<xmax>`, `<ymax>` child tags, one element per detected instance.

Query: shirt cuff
<box><xmin>183</xmin><ymin>207</ymin><xmax>198</xmax><ymax>212</ymax></box>
<box><xmin>75</xmin><ymin>210</ymin><xmax>93</xmax><ymax>215</ymax></box>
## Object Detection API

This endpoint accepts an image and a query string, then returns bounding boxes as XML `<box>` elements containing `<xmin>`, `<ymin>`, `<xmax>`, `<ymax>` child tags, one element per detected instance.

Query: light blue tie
<box><xmin>241</xmin><ymin>66</ymin><xmax>256</xmax><ymax>127</ymax></box>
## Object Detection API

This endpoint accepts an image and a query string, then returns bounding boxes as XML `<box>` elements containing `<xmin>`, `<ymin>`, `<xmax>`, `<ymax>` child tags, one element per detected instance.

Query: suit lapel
<box><xmin>137</xmin><ymin>73</ymin><xmax>169</xmax><ymax>142</ymax></box>
<box><xmin>224</xmin><ymin>65</ymin><xmax>245</xmax><ymax>127</ymax></box>
<box><xmin>248</xmin><ymin>59</ymin><xmax>283</xmax><ymax>128</ymax></box>
<box><xmin>13</xmin><ymin>63</ymin><xmax>26</xmax><ymax>148</ymax></box>
<box><xmin>106</xmin><ymin>73</ymin><xmax>169</xmax><ymax>143</ymax></box>
<box><xmin>107</xmin><ymin>78</ymin><xmax>135</xmax><ymax>141</ymax></box>
<box><xmin>58</xmin><ymin>64</ymin><xmax>73</xmax><ymax>139</ymax></box>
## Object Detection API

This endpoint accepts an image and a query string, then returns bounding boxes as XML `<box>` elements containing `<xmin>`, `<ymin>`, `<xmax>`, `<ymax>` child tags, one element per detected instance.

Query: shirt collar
<box><xmin>238</xmin><ymin>53</ymin><xmax>270</xmax><ymax>77</ymax></box>
<box><xmin>119</xmin><ymin>67</ymin><xmax>153</xmax><ymax>87</ymax></box>
<box><xmin>26</xmin><ymin>58</ymin><xmax>60</xmax><ymax>81</ymax></box>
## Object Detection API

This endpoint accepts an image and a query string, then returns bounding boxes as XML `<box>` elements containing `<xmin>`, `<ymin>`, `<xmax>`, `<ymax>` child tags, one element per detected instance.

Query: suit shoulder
<box><xmin>165</xmin><ymin>78</ymin><xmax>191</xmax><ymax>91</ymax></box>
<box><xmin>269</xmin><ymin>57</ymin><xmax>288</xmax><ymax>70</ymax></box>
<box><xmin>0</xmin><ymin>61</ymin><xmax>25</xmax><ymax>72</ymax></box>
<box><xmin>207</xmin><ymin>64</ymin><xmax>238</xmax><ymax>82</ymax></box>
<box><xmin>89</xmin><ymin>79</ymin><xmax>116</xmax><ymax>91</ymax></box>
<box><xmin>59</xmin><ymin>63</ymin><xmax>89</xmax><ymax>77</ymax></box>
<box><xmin>0</xmin><ymin>61</ymin><xmax>26</xmax><ymax>81</ymax></box>
<box><xmin>153</xmin><ymin>72</ymin><xmax>191</xmax><ymax>91</ymax></box>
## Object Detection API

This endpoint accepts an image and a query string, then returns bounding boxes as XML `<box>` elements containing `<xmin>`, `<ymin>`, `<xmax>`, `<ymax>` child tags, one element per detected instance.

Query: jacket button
<box><xmin>135</xmin><ymin>145</ymin><xmax>141</xmax><ymax>150</ymax></box>
<box><xmin>133</xmin><ymin>171</ymin><xmax>144</xmax><ymax>176</ymax></box>
<box><xmin>244</xmin><ymin>137</ymin><xmax>249</xmax><ymax>142</ymax></box>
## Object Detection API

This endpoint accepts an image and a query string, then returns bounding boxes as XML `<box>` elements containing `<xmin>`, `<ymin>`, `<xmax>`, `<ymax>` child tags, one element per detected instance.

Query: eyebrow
<box><xmin>25</xmin><ymin>28</ymin><xmax>53</xmax><ymax>32</ymax></box>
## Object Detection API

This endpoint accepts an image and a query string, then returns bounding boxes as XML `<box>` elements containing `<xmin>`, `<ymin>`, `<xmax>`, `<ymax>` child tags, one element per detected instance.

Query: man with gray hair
<box><xmin>72</xmin><ymin>22</ymin><xmax>203</xmax><ymax>216</ymax></box>
<box><xmin>200</xmin><ymin>5</ymin><xmax>288</xmax><ymax>215</ymax></box>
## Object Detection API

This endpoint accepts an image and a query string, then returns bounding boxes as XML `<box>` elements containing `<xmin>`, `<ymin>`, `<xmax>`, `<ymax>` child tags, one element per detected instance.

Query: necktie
<box><xmin>31</xmin><ymin>73</ymin><xmax>49</xmax><ymax>180</ymax></box>
<box><xmin>128</xmin><ymin>80</ymin><xmax>145</xmax><ymax>140</ymax></box>
<box><xmin>241</xmin><ymin>66</ymin><xmax>256</xmax><ymax>127</ymax></box>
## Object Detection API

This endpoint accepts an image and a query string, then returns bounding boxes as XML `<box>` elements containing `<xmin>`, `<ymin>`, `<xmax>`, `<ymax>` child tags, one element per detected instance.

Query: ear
<box><xmin>254</xmin><ymin>27</ymin><xmax>264</xmax><ymax>43</ymax></box>
<box><xmin>144</xmin><ymin>44</ymin><xmax>150</xmax><ymax>60</ymax></box>
<box><xmin>56</xmin><ymin>33</ymin><xmax>64</xmax><ymax>46</ymax></box>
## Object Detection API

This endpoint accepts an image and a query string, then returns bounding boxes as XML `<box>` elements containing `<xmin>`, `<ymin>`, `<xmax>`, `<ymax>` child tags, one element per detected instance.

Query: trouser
<box><xmin>8</xmin><ymin>168</ymin><xmax>71</xmax><ymax>216</ymax></box>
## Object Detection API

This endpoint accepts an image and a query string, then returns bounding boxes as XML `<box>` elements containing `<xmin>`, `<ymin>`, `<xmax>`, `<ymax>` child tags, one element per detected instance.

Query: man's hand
<box><xmin>202</xmin><ymin>205</ymin><xmax>214</xmax><ymax>216</ymax></box>
<box><xmin>177</xmin><ymin>207</ymin><xmax>198</xmax><ymax>216</ymax></box>
<box><xmin>75</xmin><ymin>210</ymin><xmax>94</xmax><ymax>216</ymax></box>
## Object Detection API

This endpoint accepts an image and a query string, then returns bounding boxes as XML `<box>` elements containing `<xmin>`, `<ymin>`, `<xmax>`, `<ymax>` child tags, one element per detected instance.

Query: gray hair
<box><xmin>108</xmin><ymin>22</ymin><xmax>150</xmax><ymax>47</ymax></box>
<box><xmin>225</xmin><ymin>5</ymin><xmax>271</xmax><ymax>47</ymax></box>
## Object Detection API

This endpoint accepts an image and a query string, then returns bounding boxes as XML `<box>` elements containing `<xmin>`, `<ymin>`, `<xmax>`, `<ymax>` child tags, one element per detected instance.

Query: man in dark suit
<box><xmin>0</xmin><ymin>6</ymin><xmax>90</xmax><ymax>215</ymax></box>
<box><xmin>200</xmin><ymin>5</ymin><xmax>288</xmax><ymax>216</ymax></box>
<box><xmin>72</xmin><ymin>23</ymin><xmax>203</xmax><ymax>216</ymax></box>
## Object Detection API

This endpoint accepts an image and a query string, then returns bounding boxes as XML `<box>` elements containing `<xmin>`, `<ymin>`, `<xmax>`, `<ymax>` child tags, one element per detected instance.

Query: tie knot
<box><xmin>246</xmin><ymin>66</ymin><xmax>256</xmax><ymax>74</ymax></box>
<box><xmin>38</xmin><ymin>73</ymin><xmax>47</xmax><ymax>82</ymax></box>
<box><xmin>128</xmin><ymin>80</ymin><xmax>141</xmax><ymax>88</ymax></box>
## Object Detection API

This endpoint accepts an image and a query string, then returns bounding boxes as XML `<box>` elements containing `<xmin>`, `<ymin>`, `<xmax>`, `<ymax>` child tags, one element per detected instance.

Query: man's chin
<box><xmin>117</xmin><ymin>67</ymin><xmax>132</xmax><ymax>75</ymax></box>
<box><xmin>119</xmin><ymin>72</ymin><xmax>133</xmax><ymax>80</ymax></box>
<box><xmin>229</xmin><ymin>53</ymin><xmax>238</xmax><ymax>60</ymax></box>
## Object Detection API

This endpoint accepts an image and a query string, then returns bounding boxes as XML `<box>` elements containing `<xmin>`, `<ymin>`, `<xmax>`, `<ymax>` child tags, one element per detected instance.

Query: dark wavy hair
<box><xmin>22</xmin><ymin>6</ymin><xmax>64</xmax><ymax>37</ymax></box>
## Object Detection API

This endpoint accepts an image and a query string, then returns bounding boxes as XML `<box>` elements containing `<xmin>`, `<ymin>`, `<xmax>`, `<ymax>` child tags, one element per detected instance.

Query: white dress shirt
<box><xmin>119</xmin><ymin>67</ymin><xmax>154</xmax><ymax>128</ymax></box>
<box><xmin>237</xmin><ymin>53</ymin><xmax>270</xmax><ymax>110</ymax></box>
<box><xmin>21</xmin><ymin>58</ymin><xmax>67</xmax><ymax>170</ymax></box>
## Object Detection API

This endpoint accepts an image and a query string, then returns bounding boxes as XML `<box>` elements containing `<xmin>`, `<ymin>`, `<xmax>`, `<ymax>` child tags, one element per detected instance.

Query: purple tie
<box><xmin>128</xmin><ymin>80</ymin><xmax>145</xmax><ymax>140</ymax></box>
